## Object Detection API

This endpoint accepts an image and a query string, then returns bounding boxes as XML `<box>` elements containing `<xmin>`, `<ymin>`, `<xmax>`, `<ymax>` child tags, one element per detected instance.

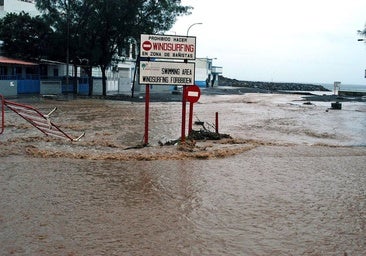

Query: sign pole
<box><xmin>144</xmin><ymin>84</ymin><xmax>150</xmax><ymax>145</ymax></box>
<box><xmin>188</xmin><ymin>102</ymin><xmax>193</xmax><ymax>135</ymax></box>
<box><xmin>185</xmin><ymin>85</ymin><xmax>201</xmax><ymax>136</ymax></box>
<box><xmin>181</xmin><ymin>86</ymin><xmax>187</xmax><ymax>143</ymax></box>
<box><xmin>215</xmin><ymin>112</ymin><xmax>219</xmax><ymax>134</ymax></box>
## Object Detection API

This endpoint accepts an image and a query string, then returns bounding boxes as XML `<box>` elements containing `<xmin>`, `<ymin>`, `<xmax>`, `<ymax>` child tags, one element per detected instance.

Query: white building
<box><xmin>195</xmin><ymin>58</ymin><xmax>223</xmax><ymax>87</ymax></box>
<box><xmin>0</xmin><ymin>0</ymin><xmax>40</xmax><ymax>18</ymax></box>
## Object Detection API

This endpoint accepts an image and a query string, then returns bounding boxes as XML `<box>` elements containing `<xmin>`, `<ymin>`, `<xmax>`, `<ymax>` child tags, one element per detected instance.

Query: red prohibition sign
<box><xmin>185</xmin><ymin>85</ymin><xmax>201</xmax><ymax>103</ymax></box>
<box><xmin>142</xmin><ymin>41</ymin><xmax>152</xmax><ymax>51</ymax></box>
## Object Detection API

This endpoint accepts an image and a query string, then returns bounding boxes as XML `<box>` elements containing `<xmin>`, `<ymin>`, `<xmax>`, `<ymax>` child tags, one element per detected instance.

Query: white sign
<box><xmin>139</xmin><ymin>61</ymin><xmax>195</xmax><ymax>86</ymax></box>
<box><xmin>187</xmin><ymin>91</ymin><xmax>199</xmax><ymax>97</ymax></box>
<box><xmin>140</xmin><ymin>34</ymin><xmax>196</xmax><ymax>60</ymax></box>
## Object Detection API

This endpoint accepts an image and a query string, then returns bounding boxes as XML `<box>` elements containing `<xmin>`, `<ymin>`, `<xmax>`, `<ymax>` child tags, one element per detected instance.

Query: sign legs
<box><xmin>144</xmin><ymin>84</ymin><xmax>150</xmax><ymax>145</ymax></box>
<box><xmin>215</xmin><ymin>112</ymin><xmax>219</xmax><ymax>134</ymax></box>
<box><xmin>181</xmin><ymin>86</ymin><xmax>187</xmax><ymax>143</ymax></box>
<box><xmin>188</xmin><ymin>102</ymin><xmax>194</xmax><ymax>135</ymax></box>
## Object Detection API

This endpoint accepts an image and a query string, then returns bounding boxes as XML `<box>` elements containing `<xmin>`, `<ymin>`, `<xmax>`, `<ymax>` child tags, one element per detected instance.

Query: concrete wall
<box><xmin>0</xmin><ymin>80</ymin><xmax>17</xmax><ymax>97</ymax></box>
<box><xmin>107</xmin><ymin>79</ymin><xmax>118</xmax><ymax>95</ymax></box>
<box><xmin>40</xmin><ymin>80</ymin><xmax>62</xmax><ymax>95</ymax></box>
<box><xmin>93</xmin><ymin>79</ymin><xmax>103</xmax><ymax>95</ymax></box>
<box><xmin>118</xmin><ymin>77</ymin><xmax>132</xmax><ymax>93</ymax></box>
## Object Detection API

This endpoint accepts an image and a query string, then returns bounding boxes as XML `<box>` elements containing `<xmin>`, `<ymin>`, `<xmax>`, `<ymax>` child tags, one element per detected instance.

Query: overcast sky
<box><xmin>168</xmin><ymin>0</ymin><xmax>366</xmax><ymax>85</ymax></box>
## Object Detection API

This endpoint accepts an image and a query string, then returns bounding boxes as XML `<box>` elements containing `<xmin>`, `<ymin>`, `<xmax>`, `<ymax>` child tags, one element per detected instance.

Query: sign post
<box><xmin>144</xmin><ymin>84</ymin><xmax>150</xmax><ymax>145</ymax></box>
<box><xmin>184</xmin><ymin>85</ymin><xmax>201</xmax><ymax>134</ymax></box>
<box><xmin>139</xmin><ymin>34</ymin><xmax>196</xmax><ymax>145</ymax></box>
<box><xmin>181</xmin><ymin>86</ymin><xmax>187</xmax><ymax>142</ymax></box>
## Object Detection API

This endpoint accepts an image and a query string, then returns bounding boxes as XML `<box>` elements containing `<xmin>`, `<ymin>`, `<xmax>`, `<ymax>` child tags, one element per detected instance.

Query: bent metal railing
<box><xmin>1</xmin><ymin>94</ymin><xmax>4</xmax><ymax>135</ymax></box>
<box><xmin>0</xmin><ymin>94</ymin><xmax>84</xmax><ymax>141</ymax></box>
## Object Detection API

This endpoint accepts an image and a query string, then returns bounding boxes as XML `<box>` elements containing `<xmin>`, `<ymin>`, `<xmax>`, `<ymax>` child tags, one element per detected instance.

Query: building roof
<box><xmin>39</xmin><ymin>59</ymin><xmax>65</xmax><ymax>65</ymax></box>
<box><xmin>0</xmin><ymin>56</ymin><xmax>38</xmax><ymax>66</ymax></box>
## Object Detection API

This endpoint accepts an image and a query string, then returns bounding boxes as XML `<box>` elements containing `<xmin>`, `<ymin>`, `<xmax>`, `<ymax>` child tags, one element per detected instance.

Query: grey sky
<box><xmin>169</xmin><ymin>0</ymin><xmax>366</xmax><ymax>85</ymax></box>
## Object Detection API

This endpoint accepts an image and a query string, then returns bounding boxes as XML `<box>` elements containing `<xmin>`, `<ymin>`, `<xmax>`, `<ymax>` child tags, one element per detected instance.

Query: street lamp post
<box><xmin>186</xmin><ymin>22</ymin><xmax>203</xmax><ymax>36</ymax></box>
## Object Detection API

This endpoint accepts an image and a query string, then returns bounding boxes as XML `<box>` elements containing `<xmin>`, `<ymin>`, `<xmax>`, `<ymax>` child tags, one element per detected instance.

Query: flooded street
<box><xmin>1</xmin><ymin>93</ymin><xmax>366</xmax><ymax>255</ymax></box>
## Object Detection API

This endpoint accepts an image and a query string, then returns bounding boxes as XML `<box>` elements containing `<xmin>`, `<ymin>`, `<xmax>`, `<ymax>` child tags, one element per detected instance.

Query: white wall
<box><xmin>1</xmin><ymin>0</ymin><xmax>40</xmax><ymax>18</ymax></box>
<box><xmin>195</xmin><ymin>58</ymin><xmax>211</xmax><ymax>84</ymax></box>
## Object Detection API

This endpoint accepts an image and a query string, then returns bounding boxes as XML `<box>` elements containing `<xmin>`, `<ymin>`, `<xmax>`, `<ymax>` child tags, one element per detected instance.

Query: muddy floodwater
<box><xmin>1</xmin><ymin>92</ymin><xmax>366</xmax><ymax>255</ymax></box>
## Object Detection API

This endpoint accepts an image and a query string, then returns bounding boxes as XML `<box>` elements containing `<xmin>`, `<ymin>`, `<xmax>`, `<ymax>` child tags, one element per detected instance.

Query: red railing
<box><xmin>0</xmin><ymin>94</ymin><xmax>84</xmax><ymax>141</ymax></box>
<box><xmin>0</xmin><ymin>94</ymin><xmax>4</xmax><ymax>135</ymax></box>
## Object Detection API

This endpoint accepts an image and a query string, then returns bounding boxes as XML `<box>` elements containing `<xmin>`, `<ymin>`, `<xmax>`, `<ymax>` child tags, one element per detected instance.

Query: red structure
<box><xmin>184</xmin><ymin>85</ymin><xmax>201</xmax><ymax>134</ymax></box>
<box><xmin>0</xmin><ymin>94</ymin><xmax>84</xmax><ymax>141</ymax></box>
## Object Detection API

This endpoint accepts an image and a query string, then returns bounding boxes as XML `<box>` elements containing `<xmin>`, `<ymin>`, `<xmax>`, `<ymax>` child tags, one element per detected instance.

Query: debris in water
<box><xmin>188</xmin><ymin>129</ymin><xmax>231</xmax><ymax>140</ymax></box>
<box><xmin>159</xmin><ymin>129</ymin><xmax>232</xmax><ymax>147</ymax></box>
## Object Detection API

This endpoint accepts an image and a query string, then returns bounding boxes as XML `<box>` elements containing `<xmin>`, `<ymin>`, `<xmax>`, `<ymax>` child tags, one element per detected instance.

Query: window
<box><xmin>15</xmin><ymin>67</ymin><xmax>22</xmax><ymax>75</ymax></box>
<box><xmin>0</xmin><ymin>66</ymin><xmax>7</xmax><ymax>76</ymax></box>
<box><xmin>39</xmin><ymin>65</ymin><xmax>47</xmax><ymax>77</ymax></box>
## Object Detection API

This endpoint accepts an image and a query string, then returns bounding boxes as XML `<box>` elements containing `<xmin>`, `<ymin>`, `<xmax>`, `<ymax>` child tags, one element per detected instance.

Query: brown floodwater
<box><xmin>1</xmin><ymin>94</ymin><xmax>365</xmax><ymax>255</ymax></box>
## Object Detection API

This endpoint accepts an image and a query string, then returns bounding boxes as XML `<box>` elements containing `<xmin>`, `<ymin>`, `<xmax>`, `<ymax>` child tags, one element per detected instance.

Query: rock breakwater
<box><xmin>219</xmin><ymin>76</ymin><xmax>329</xmax><ymax>92</ymax></box>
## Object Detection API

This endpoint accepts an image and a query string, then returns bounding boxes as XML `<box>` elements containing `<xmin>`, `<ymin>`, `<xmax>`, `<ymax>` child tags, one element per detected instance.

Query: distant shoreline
<box><xmin>218</xmin><ymin>76</ymin><xmax>329</xmax><ymax>92</ymax></box>
<box><xmin>13</xmin><ymin>76</ymin><xmax>365</xmax><ymax>103</ymax></box>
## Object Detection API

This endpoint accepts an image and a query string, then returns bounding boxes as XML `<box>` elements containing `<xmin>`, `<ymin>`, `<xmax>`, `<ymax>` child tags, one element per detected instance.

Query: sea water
<box><xmin>322</xmin><ymin>83</ymin><xmax>366</xmax><ymax>92</ymax></box>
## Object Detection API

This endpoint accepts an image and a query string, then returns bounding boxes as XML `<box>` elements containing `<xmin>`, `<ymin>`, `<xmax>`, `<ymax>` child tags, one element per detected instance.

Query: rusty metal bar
<box><xmin>1</xmin><ymin>97</ymin><xmax>84</xmax><ymax>141</ymax></box>
<box><xmin>215</xmin><ymin>112</ymin><xmax>219</xmax><ymax>134</ymax></box>
<box><xmin>0</xmin><ymin>94</ymin><xmax>4</xmax><ymax>135</ymax></box>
